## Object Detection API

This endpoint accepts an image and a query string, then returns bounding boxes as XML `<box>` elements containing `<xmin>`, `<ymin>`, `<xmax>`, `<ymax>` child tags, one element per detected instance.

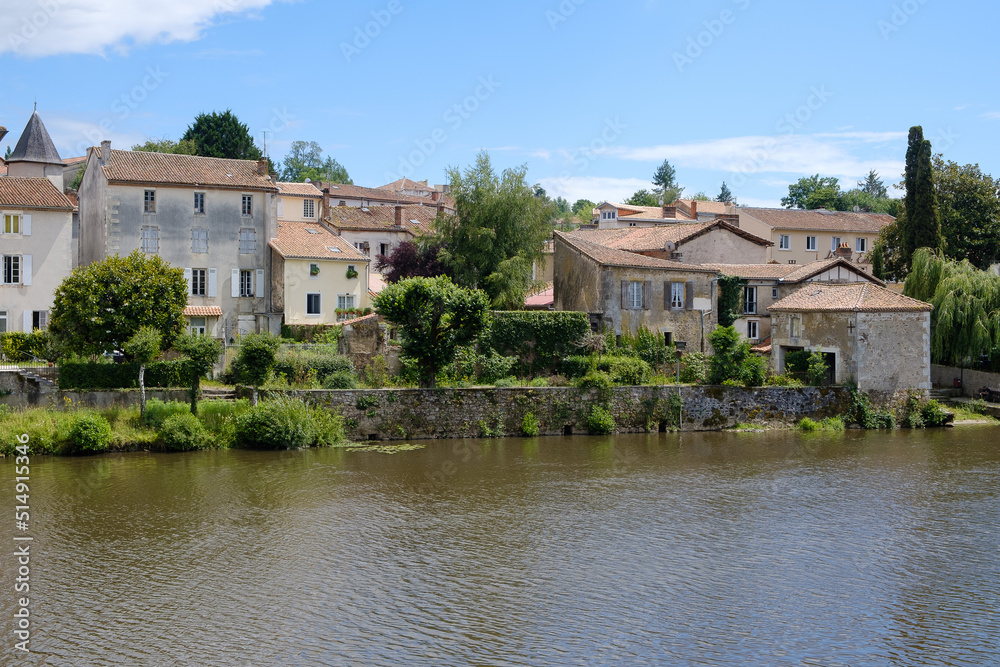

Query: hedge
<box><xmin>1</xmin><ymin>331</ymin><xmax>53</xmax><ymax>362</ymax></box>
<box><xmin>58</xmin><ymin>360</ymin><xmax>194</xmax><ymax>390</ymax></box>
<box><xmin>273</xmin><ymin>347</ymin><xmax>354</xmax><ymax>384</ymax></box>
<box><xmin>481</xmin><ymin>311</ymin><xmax>589</xmax><ymax>373</ymax></box>
<box><xmin>561</xmin><ymin>354</ymin><xmax>652</xmax><ymax>385</ymax></box>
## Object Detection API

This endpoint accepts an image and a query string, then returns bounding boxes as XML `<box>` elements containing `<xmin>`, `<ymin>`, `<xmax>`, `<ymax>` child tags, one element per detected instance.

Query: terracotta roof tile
<box><xmin>326</xmin><ymin>204</ymin><xmax>438</xmax><ymax>234</ymax></box>
<box><xmin>320</xmin><ymin>181</ymin><xmax>455</xmax><ymax>209</ymax></box>
<box><xmin>738</xmin><ymin>207</ymin><xmax>894</xmax><ymax>233</ymax></box>
<box><xmin>276</xmin><ymin>182</ymin><xmax>323</xmax><ymax>197</ymax></box>
<box><xmin>100</xmin><ymin>148</ymin><xmax>278</xmax><ymax>191</ymax></box>
<box><xmin>674</xmin><ymin>199</ymin><xmax>730</xmax><ymax>215</ymax></box>
<box><xmin>768</xmin><ymin>283</ymin><xmax>932</xmax><ymax>313</ymax></box>
<box><xmin>184</xmin><ymin>306</ymin><xmax>223</xmax><ymax>317</ymax></box>
<box><xmin>339</xmin><ymin>312</ymin><xmax>379</xmax><ymax>327</ymax></box>
<box><xmin>571</xmin><ymin>220</ymin><xmax>771</xmax><ymax>252</ymax></box>
<box><xmin>269</xmin><ymin>222</ymin><xmax>369</xmax><ymax>261</ymax></box>
<box><xmin>380</xmin><ymin>177</ymin><xmax>432</xmax><ymax>192</ymax></box>
<box><xmin>555</xmin><ymin>231</ymin><xmax>716</xmax><ymax>272</ymax></box>
<box><xmin>704</xmin><ymin>258</ymin><xmax>884</xmax><ymax>285</ymax></box>
<box><xmin>62</xmin><ymin>156</ymin><xmax>87</xmax><ymax>165</ymax></box>
<box><xmin>0</xmin><ymin>177</ymin><xmax>74</xmax><ymax>209</ymax></box>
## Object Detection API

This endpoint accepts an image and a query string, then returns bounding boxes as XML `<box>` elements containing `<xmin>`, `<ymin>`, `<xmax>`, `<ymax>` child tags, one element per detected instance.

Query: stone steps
<box><xmin>201</xmin><ymin>388</ymin><xmax>237</xmax><ymax>402</ymax></box>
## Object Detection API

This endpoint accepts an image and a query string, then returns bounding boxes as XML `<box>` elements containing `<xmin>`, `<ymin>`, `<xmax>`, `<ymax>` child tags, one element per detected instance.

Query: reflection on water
<box><xmin>2</xmin><ymin>428</ymin><xmax>999</xmax><ymax>665</ymax></box>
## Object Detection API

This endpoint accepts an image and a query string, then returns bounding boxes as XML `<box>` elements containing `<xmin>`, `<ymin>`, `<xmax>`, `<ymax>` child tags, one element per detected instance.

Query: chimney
<box><xmin>431</xmin><ymin>191</ymin><xmax>440</xmax><ymax>202</ymax></box>
<box><xmin>836</xmin><ymin>242</ymin><xmax>853</xmax><ymax>259</ymax></box>
<box><xmin>690</xmin><ymin>201</ymin><xmax>698</xmax><ymax>219</ymax></box>
<box><xmin>256</xmin><ymin>158</ymin><xmax>268</xmax><ymax>176</ymax></box>
<box><xmin>662</xmin><ymin>205</ymin><xmax>676</xmax><ymax>218</ymax></box>
<box><xmin>100</xmin><ymin>140</ymin><xmax>111</xmax><ymax>166</ymax></box>
<box><xmin>394</xmin><ymin>205</ymin><xmax>403</xmax><ymax>226</ymax></box>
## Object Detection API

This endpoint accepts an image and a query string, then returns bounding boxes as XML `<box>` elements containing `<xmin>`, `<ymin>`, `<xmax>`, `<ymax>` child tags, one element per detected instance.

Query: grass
<box><xmin>949</xmin><ymin>403</ymin><xmax>998</xmax><ymax>423</ymax></box>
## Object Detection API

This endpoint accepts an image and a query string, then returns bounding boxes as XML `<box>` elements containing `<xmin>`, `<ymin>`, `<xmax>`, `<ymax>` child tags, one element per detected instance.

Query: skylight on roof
<box><xmin>410</xmin><ymin>219</ymin><xmax>420</xmax><ymax>224</ymax></box>
<box><xmin>306</xmin><ymin>229</ymin><xmax>319</xmax><ymax>234</ymax></box>
<box><xmin>328</xmin><ymin>246</ymin><xmax>341</xmax><ymax>252</ymax></box>
<box><xmin>361</xmin><ymin>207</ymin><xmax>370</xmax><ymax>212</ymax></box>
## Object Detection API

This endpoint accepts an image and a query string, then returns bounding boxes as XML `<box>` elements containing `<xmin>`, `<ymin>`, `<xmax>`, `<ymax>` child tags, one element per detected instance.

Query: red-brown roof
<box><xmin>269</xmin><ymin>221</ymin><xmax>368</xmax><ymax>261</ymax></box>
<box><xmin>320</xmin><ymin>181</ymin><xmax>455</xmax><ymax>209</ymax></box>
<box><xmin>571</xmin><ymin>220</ymin><xmax>771</xmax><ymax>252</ymax></box>
<box><xmin>738</xmin><ymin>207</ymin><xmax>894</xmax><ymax>233</ymax></box>
<box><xmin>339</xmin><ymin>312</ymin><xmax>379</xmax><ymax>327</ymax></box>
<box><xmin>277</xmin><ymin>182</ymin><xmax>323</xmax><ymax>197</ymax></box>
<box><xmin>768</xmin><ymin>283</ymin><xmax>932</xmax><ymax>313</ymax></box>
<box><xmin>326</xmin><ymin>204</ymin><xmax>438</xmax><ymax>234</ymax></box>
<box><xmin>98</xmin><ymin>148</ymin><xmax>278</xmax><ymax>191</ymax></box>
<box><xmin>184</xmin><ymin>306</ymin><xmax>223</xmax><ymax>317</ymax></box>
<box><xmin>555</xmin><ymin>231</ymin><xmax>716</xmax><ymax>272</ymax></box>
<box><xmin>704</xmin><ymin>257</ymin><xmax>884</xmax><ymax>286</ymax></box>
<box><xmin>0</xmin><ymin>177</ymin><xmax>74</xmax><ymax>210</ymax></box>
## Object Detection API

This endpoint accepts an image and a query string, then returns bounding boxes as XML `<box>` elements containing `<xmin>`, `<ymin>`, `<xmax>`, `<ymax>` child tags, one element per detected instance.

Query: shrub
<box><xmin>600</xmin><ymin>356</ymin><xmax>652</xmax><ymax>385</ymax></box>
<box><xmin>621</xmin><ymin>326</ymin><xmax>672</xmax><ymax>368</ymax></box>
<box><xmin>967</xmin><ymin>398</ymin><xmax>988</xmax><ymax>414</ymax></box>
<box><xmin>799</xmin><ymin>417</ymin><xmax>819</xmax><ymax>431</ymax></box>
<box><xmin>521</xmin><ymin>411</ymin><xmax>540</xmax><ymax>436</ymax></box>
<box><xmin>560</xmin><ymin>355</ymin><xmax>592</xmax><ymax>379</ymax></box>
<box><xmin>922</xmin><ymin>399</ymin><xmax>953</xmax><ymax>427</ymax></box>
<box><xmin>848</xmin><ymin>387</ymin><xmax>896</xmax><ymax>429</ymax></box>
<box><xmin>444</xmin><ymin>346</ymin><xmax>517</xmax><ymax>384</ymax></box>
<box><xmin>66</xmin><ymin>413</ymin><xmax>112</xmax><ymax>454</ymax></box>
<box><xmin>322</xmin><ymin>371</ymin><xmax>357</xmax><ymax>389</ymax></box>
<box><xmin>807</xmin><ymin>349</ymin><xmax>829</xmax><ymax>386</ymax></box>
<box><xmin>784</xmin><ymin>350</ymin><xmax>811</xmax><ymax>373</ymax></box>
<box><xmin>198</xmin><ymin>399</ymin><xmax>250</xmax><ymax>448</ymax></box>
<box><xmin>143</xmin><ymin>399</ymin><xmax>191</xmax><ymax>429</ymax></box>
<box><xmin>494</xmin><ymin>376</ymin><xmax>517</xmax><ymax>388</ymax></box>
<box><xmin>741</xmin><ymin>354</ymin><xmax>767</xmax><ymax>388</ymax></box>
<box><xmin>586</xmin><ymin>405</ymin><xmax>616</xmax><ymax>435</ymax></box>
<box><xmin>528</xmin><ymin>377</ymin><xmax>549</xmax><ymax>387</ymax></box>
<box><xmin>679</xmin><ymin>352</ymin><xmax>709</xmax><ymax>384</ymax></box>
<box><xmin>708</xmin><ymin>325</ymin><xmax>750</xmax><ymax>385</ymax></box>
<box><xmin>767</xmin><ymin>373</ymin><xmax>803</xmax><ymax>387</ymax></box>
<box><xmin>160</xmin><ymin>413</ymin><xmax>211</xmax><ymax>451</ymax></box>
<box><xmin>274</xmin><ymin>347</ymin><xmax>354</xmax><ymax>385</ymax></box>
<box><xmin>800</xmin><ymin>416</ymin><xmax>845</xmax><ymax>431</ymax></box>
<box><xmin>481</xmin><ymin>311</ymin><xmax>589</xmax><ymax>374</ymax></box>
<box><xmin>576</xmin><ymin>371</ymin><xmax>612</xmax><ymax>390</ymax></box>
<box><xmin>234</xmin><ymin>397</ymin><xmax>343</xmax><ymax>450</ymax></box>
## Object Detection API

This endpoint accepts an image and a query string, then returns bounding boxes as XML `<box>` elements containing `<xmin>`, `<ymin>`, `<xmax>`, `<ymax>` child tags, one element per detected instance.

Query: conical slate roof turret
<box><xmin>7</xmin><ymin>111</ymin><xmax>62</xmax><ymax>165</ymax></box>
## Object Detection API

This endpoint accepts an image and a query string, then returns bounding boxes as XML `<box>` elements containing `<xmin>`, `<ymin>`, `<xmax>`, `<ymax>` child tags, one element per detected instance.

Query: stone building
<box><xmin>553</xmin><ymin>231</ymin><xmax>718</xmax><ymax>351</ymax></box>
<box><xmin>769</xmin><ymin>282</ymin><xmax>932</xmax><ymax>393</ymax></box>
<box><xmin>325</xmin><ymin>204</ymin><xmax>439</xmax><ymax>264</ymax></box>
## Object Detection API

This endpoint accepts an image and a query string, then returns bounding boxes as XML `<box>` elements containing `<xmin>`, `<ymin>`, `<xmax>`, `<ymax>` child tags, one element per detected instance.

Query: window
<box><xmin>3</xmin><ymin>214</ymin><xmax>21</xmax><ymax>234</ymax></box>
<box><xmin>790</xmin><ymin>316</ymin><xmax>801</xmax><ymax>338</ymax></box>
<box><xmin>602</xmin><ymin>210</ymin><xmax>617</xmax><ymax>220</ymax></box>
<box><xmin>144</xmin><ymin>189</ymin><xmax>156</xmax><ymax>213</ymax></box>
<box><xmin>671</xmin><ymin>282</ymin><xmax>685</xmax><ymax>309</ymax></box>
<box><xmin>307</xmin><ymin>293</ymin><xmax>322</xmax><ymax>316</ymax></box>
<box><xmin>309</xmin><ymin>263</ymin><xmax>320</xmax><ymax>278</ymax></box>
<box><xmin>2</xmin><ymin>255</ymin><xmax>20</xmax><ymax>284</ymax></box>
<box><xmin>856</xmin><ymin>238</ymin><xmax>867</xmax><ymax>253</ymax></box>
<box><xmin>303</xmin><ymin>199</ymin><xmax>315</xmax><ymax>218</ymax></box>
<box><xmin>189</xmin><ymin>317</ymin><xmax>206</xmax><ymax>336</ymax></box>
<box><xmin>0</xmin><ymin>311</ymin><xmax>6</xmax><ymax>333</ymax></box>
<box><xmin>337</xmin><ymin>294</ymin><xmax>355</xmax><ymax>310</ymax></box>
<box><xmin>628</xmin><ymin>281</ymin><xmax>643</xmax><ymax>309</ymax></box>
<box><xmin>141</xmin><ymin>226</ymin><xmax>159</xmax><ymax>254</ymax></box>
<box><xmin>745</xmin><ymin>286</ymin><xmax>757</xmax><ymax>314</ymax></box>
<box><xmin>772</xmin><ymin>287</ymin><xmax>779</xmax><ymax>299</ymax></box>
<box><xmin>192</xmin><ymin>228</ymin><xmax>208</xmax><ymax>253</ymax></box>
<box><xmin>379</xmin><ymin>243</ymin><xmax>388</xmax><ymax>257</ymax></box>
<box><xmin>629</xmin><ymin>222</ymin><xmax>637</xmax><ymax>227</ymax></box>
<box><xmin>664</xmin><ymin>331</ymin><xmax>673</xmax><ymax>346</ymax></box>
<box><xmin>339</xmin><ymin>200</ymin><xmax>346</xmax><ymax>206</ymax></box>
<box><xmin>191</xmin><ymin>269</ymin><xmax>206</xmax><ymax>296</ymax></box>
<box><xmin>831</xmin><ymin>236</ymin><xmax>842</xmax><ymax>252</ymax></box>
<box><xmin>240</xmin><ymin>270</ymin><xmax>254</xmax><ymax>298</ymax></box>
<box><xmin>806</xmin><ymin>236</ymin><xmax>816</xmax><ymax>251</ymax></box>
<box><xmin>32</xmin><ymin>311</ymin><xmax>48</xmax><ymax>331</ymax></box>
<box><xmin>194</xmin><ymin>192</ymin><xmax>205</xmax><ymax>215</ymax></box>
<box><xmin>747</xmin><ymin>320</ymin><xmax>759</xmax><ymax>340</ymax></box>
<box><xmin>778</xmin><ymin>234</ymin><xmax>791</xmax><ymax>250</ymax></box>
<box><xmin>239</xmin><ymin>228</ymin><xmax>256</xmax><ymax>254</ymax></box>
<box><xmin>242</xmin><ymin>194</ymin><xmax>253</xmax><ymax>217</ymax></box>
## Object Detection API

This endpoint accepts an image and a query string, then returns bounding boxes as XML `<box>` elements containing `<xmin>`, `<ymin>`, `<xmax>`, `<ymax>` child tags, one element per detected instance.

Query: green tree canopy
<box><xmin>175</xmin><ymin>332</ymin><xmax>223</xmax><ymax>414</ymax></box>
<box><xmin>933</xmin><ymin>155</ymin><xmax>1000</xmax><ymax>270</ymax></box>
<box><xmin>858</xmin><ymin>169</ymin><xmax>888</xmax><ymax>198</ymax></box>
<box><xmin>436</xmin><ymin>151</ymin><xmax>552</xmax><ymax>309</ymax></box>
<box><xmin>781</xmin><ymin>174</ymin><xmax>841</xmax><ymax>209</ymax></box>
<box><xmin>49</xmin><ymin>251</ymin><xmax>187</xmax><ymax>357</ymax></box>
<box><xmin>717</xmin><ymin>182</ymin><xmax>735</xmax><ymax>204</ymax></box>
<box><xmin>625</xmin><ymin>189</ymin><xmax>659</xmax><ymax>207</ymax></box>
<box><xmin>279</xmin><ymin>140</ymin><xmax>352</xmax><ymax>184</ymax></box>
<box><xmin>123</xmin><ymin>326</ymin><xmax>161</xmax><ymax>416</ymax></box>
<box><xmin>234</xmin><ymin>332</ymin><xmax>279</xmax><ymax>405</ymax></box>
<box><xmin>572</xmin><ymin>199</ymin><xmax>596</xmax><ymax>218</ymax></box>
<box><xmin>373</xmin><ymin>276</ymin><xmax>489</xmax><ymax>387</ymax></box>
<box><xmin>652</xmin><ymin>159</ymin><xmax>683</xmax><ymax>204</ymax></box>
<box><xmin>898</xmin><ymin>126</ymin><xmax>944</xmax><ymax>273</ymax></box>
<box><xmin>131</xmin><ymin>137</ymin><xmax>197</xmax><ymax>155</ymax></box>
<box><xmin>181</xmin><ymin>109</ymin><xmax>264</xmax><ymax>161</ymax></box>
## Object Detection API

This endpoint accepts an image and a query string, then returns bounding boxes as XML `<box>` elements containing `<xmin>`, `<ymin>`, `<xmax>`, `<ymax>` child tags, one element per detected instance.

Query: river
<box><xmin>2</xmin><ymin>427</ymin><xmax>999</xmax><ymax>666</ymax></box>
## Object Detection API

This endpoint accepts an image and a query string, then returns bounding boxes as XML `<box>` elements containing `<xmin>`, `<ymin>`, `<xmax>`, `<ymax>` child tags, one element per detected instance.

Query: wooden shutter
<box><xmin>184</xmin><ymin>268</ymin><xmax>192</xmax><ymax>294</ymax></box>
<box><xmin>643</xmin><ymin>280</ymin><xmax>651</xmax><ymax>310</ymax></box>
<box><xmin>22</xmin><ymin>214</ymin><xmax>31</xmax><ymax>236</ymax></box>
<box><xmin>23</xmin><ymin>311</ymin><xmax>31</xmax><ymax>332</ymax></box>
<box><xmin>21</xmin><ymin>255</ymin><xmax>31</xmax><ymax>286</ymax></box>
<box><xmin>685</xmin><ymin>281</ymin><xmax>694</xmax><ymax>310</ymax></box>
<box><xmin>664</xmin><ymin>281</ymin><xmax>672</xmax><ymax>309</ymax></box>
<box><xmin>621</xmin><ymin>280</ymin><xmax>628</xmax><ymax>309</ymax></box>
<box><xmin>256</xmin><ymin>269</ymin><xmax>265</xmax><ymax>298</ymax></box>
<box><xmin>208</xmin><ymin>268</ymin><xmax>217</xmax><ymax>297</ymax></box>
<box><xmin>231</xmin><ymin>268</ymin><xmax>240</xmax><ymax>298</ymax></box>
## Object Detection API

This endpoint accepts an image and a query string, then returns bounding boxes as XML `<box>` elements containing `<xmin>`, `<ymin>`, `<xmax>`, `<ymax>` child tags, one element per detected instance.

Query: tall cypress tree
<box><xmin>899</xmin><ymin>126</ymin><xmax>942</xmax><ymax>272</ymax></box>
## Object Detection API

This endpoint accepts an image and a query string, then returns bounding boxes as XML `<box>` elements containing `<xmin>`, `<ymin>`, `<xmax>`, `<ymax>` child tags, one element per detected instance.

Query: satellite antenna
<box><xmin>853</xmin><ymin>206</ymin><xmax>860</xmax><ymax>212</ymax></box>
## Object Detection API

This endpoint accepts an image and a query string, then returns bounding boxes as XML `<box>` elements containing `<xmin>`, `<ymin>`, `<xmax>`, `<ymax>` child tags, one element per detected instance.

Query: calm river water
<box><xmin>2</xmin><ymin>427</ymin><xmax>1000</xmax><ymax>666</ymax></box>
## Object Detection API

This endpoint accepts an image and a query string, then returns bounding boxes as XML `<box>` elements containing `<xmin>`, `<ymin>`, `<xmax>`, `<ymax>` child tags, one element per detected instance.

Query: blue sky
<box><xmin>1</xmin><ymin>0</ymin><xmax>997</xmax><ymax>207</ymax></box>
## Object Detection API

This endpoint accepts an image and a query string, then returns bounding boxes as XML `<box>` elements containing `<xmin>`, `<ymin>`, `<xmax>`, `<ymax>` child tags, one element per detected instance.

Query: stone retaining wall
<box><xmin>932</xmin><ymin>364</ymin><xmax>1000</xmax><ymax>398</ymax></box>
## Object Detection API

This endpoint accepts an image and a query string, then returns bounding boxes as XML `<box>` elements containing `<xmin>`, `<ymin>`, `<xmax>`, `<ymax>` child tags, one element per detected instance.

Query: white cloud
<box><xmin>1</xmin><ymin>0</ymin><xmax>276</xmax><ymax>57</ymax></box>
<box><xmin>43</xmin><ymin>115</ymin><xmax>147</xmax><ymax>157</ymax></box>
<box><xmin>982</xmin><ymin>111</ymin><xmax>1000</xmax><ymax>120</ymax></box>
<box><xmin>536</xmin><ymin>175</ymin><xmax>651</xmax><ymax>205</ymax></box>
<box><xmin>602</xmin><ymin>132</ymin><xmax>906</xmax><ymax>184</ymax></box>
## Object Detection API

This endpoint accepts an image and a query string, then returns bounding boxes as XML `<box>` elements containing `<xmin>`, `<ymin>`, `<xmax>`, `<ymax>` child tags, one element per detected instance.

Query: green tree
<box><xmin>807</xmin><ymin>349</ymin><xmax>829</xmax><ymax>386</ymax></box>
<box><xmin>234</xmin><ymin>333</ymin><xmax>280</xmax><ymax>405</ymax></box>
<box><xmin>436</xmin><ymin>151</ymin><xmax>552</xmax><ymax>309</ymax></box>
<box><xmin>625</xmin><ymin>189</ymin><xmax>659</xmax><ymax>207</ymax></box>
<box><xmin>691</xmin><ymin>191</ymin><xmax>711</xmax><ymax>201</ymax></box>
<box><xmin>932</xmin><ymin>155</ymin><xmax>1000</xmax><ymax>270</ymax></box>
<box><xmin>181</xmin><ymin>109</ymin><xmax>264</xmax><ymax>161</ymax></box>
<box><xmin>834</xmin><ymin>189</ymin><xmax>900</xmax><ymax>215</ymax></box>
<box><xmin>717</xmin><ymin>182</ymin><xmax>735</xmax><ymax>204</ymax></box>
<box><xmin>571</xmin><ymin>199</ymin><xmax>596</xmax><ymax>219</ymax></box>
<box><xmin>123</xmin><ymin>326</ymin><xmax>161</xmax><ymax>416</ymax></box>
<box><xmin>49</xmin><ymin>251</ymin><xmax>187</xmax><ymax>357</ymax></box>
<box><xmin>708</xmin><ymin>325</ymin><xmax>751</xmax><ymax>385</ymax></box>
<box><xmin>279</xmin><ymin>140</ymin><xmax>352</xmax><ymax>184</ymax></box>
<box><xmin>131</xmin><ymin>137</ymin><xmax>197</xmax><ymax>155</ymax></box>
<box><xmin>899</xmin><ymin>126</ymin><xmax>944</xmax><ymax>273</ymax></box>
<box><xmin>781</xmin><ymin>174</ymin><xmax>841</xmax><ymax>209</ymax></box>
<box><xmin>652</xmin><ymin>159</ymin><xmax>683</xmax><ymax>204</ymax></box>
<box><xmin>373</xmin><ymin>276</ymin><xmax>489</xmax><ymax>387</ymax></box>
<box><xmin>858</xmin><ymin>169</ymin><xmax>888</xmax><ymax>198</ymax></box>
<box><xmin>175</xmin><ymin>333</ymin><xmax>223</xmax><ymax>414</ymax></box>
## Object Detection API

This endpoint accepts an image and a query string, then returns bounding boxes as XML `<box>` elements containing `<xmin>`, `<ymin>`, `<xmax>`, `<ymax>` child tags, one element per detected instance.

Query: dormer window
<box><xmin>601</xmin><ymin>210</ymin><xmax>618</xmax><ymax>220</ymax></box>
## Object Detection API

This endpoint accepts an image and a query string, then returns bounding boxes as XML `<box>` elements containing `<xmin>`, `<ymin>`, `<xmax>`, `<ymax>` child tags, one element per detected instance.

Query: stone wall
<box><xmin>251</xmin><ymin>385</ymin><xmax>854</xmax><ymax>441</ymax></box>
<box><xmin>932</xmin><ymin>364</ymin><xmax>1000</xmax><ymax>397</ymax></box>
<box><xmin>0</xmin><ymin>376</ymin><xmax>190</xmax><ymax>410</ymax></box>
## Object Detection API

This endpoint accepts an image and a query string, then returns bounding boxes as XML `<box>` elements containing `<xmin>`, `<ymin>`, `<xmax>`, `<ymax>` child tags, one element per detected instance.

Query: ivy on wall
<box><xmin>717</xmin><ymin>275</ymin><xmax>747</xmax><ymax>328</ymax></box>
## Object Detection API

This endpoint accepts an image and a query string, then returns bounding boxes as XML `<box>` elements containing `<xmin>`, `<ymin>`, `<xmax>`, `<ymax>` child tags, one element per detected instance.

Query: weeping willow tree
<box><xmin>904</xmin><ymin>247</ymin><xmax>1000</xmax><ymax>367</ymax></box>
